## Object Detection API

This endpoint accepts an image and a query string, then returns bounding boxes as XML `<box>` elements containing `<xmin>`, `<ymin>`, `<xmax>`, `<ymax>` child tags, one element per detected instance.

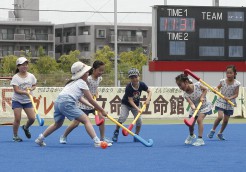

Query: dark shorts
<box><xmin>189</xmin><ymin>110</ymin><xmax>212</xmax><ymax>118</ymax></box>
<box><xmin>215</xmin><ymin>106</ymin><xmax>233</xmax><ymax>116</ymax></box>
<box><xmin>81</xmin><ymin>109</ymin><xmax>95</xmax><ymax>116</ymax></box>
<box><xmin>12</xmin><ymin>100</ymin><xmax>33</xmax><ymax>109</ymax></box>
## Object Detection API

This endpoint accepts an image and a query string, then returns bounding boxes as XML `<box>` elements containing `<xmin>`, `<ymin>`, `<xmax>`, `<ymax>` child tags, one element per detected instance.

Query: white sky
<box><xmin>0</xmin><ymin>0</ymin><xmax>246</xmax><ymax>24</ymax></box>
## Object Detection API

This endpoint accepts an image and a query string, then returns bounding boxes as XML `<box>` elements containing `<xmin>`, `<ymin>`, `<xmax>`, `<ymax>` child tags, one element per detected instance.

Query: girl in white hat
<box><xmin>60</xmin><ymin>60</ymin><xmax>113</xmax><ymax>146</ymax></box>
<box><xmin>35</xmin><ymin>61</ymin><xmax>109</xmax><ymax>147</ymax></box>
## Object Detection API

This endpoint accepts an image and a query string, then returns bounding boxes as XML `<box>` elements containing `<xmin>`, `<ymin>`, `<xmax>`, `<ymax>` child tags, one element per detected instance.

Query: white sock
<box><xmin>93</xmin><ymin>136</ymin><xmax>100</xmax><ymax>143</ymax></box>
<box><xmin>39</xmin><ymin>133</ymin><xmax>45</xmax><ymax>140</ymax></box>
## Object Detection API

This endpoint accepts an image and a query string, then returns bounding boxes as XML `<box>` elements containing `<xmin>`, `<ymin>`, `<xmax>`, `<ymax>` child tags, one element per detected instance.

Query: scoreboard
<box><xmin>156</xmin><ymin>5</ymin><xmax>246</xmax><ymax>61</ymax></box>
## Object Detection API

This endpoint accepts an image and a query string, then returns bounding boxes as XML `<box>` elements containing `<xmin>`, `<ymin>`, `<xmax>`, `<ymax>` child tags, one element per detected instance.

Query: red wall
<box><xmin>149</xmin><ymin>61</ymin><xmax>246</xmax><ymax>71</ymax></box>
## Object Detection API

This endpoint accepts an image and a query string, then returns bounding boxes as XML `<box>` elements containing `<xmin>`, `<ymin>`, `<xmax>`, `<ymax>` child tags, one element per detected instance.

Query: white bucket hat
<box><xmin>16</xmin><ymin>57</ymin><xmax>28</xmax><ymax>66</ymax></box>
<box><xmin>71</xmin><ymin>61</ymin><xmax>91</xmax><ymax>80</ymax></box>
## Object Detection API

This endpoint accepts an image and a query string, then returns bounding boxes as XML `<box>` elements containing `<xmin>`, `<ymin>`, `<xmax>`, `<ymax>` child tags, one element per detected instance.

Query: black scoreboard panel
<box><xmin>157</xmin><ymin>6</ymin><xmax>246</xmax><ymax>61</ymax></box>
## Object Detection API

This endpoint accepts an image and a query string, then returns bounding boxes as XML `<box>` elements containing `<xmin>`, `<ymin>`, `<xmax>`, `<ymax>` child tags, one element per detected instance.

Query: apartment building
<box><xmin>55</xmin><ymin>22</ymin><xmax>152</xmax><ymax>59</ymax></box>
<box><xmin>0</xmin><ymin>0</ymin><xmax>55</xmax><ymax>59</ymax></box>
<box><xmin>0</xmin><ymin>21</ymin><xmax>55</xmax><ymax>58</ymax></box>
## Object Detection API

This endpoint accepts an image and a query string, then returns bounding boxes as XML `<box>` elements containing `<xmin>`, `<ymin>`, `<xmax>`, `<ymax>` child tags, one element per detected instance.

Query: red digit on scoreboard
<box><xmin>180</xmin><ymin>18</ymin><xmax>187</xmax><ymax>31</ymax></box>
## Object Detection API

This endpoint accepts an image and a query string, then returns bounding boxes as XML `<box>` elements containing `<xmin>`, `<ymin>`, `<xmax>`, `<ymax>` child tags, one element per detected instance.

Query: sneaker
<box><xmin>217</xmin><ymin>133</ymin><xmax>225</xmax><ymax>140</ymax></box>
<box><xmin>13</xmin><ymin>136</ymin><xmax>23</xmax><ymax>142</ymax></box>
<box><xmin>112</xmin><ymin>130</ymin><xmax>119</xmax><ymax>142</ymax></box>
<box><xmin>207</xmin><ymin>130</ymin><xmax>215</xmax><ymax>139</ymax></box>
<box><xmin>60</xmin><ymin>136</ymin><xmax>67</xmax><ymax>144</ymax></box>
<box><xmin>184</xmin><ymin>134</ymin><xmax>196</xmax><ymax>144</ymax></box>
<box><xmin>35</xmin><ymin>134</ymin><xmax>46</xmax><ymax>147</ymax></box>
<box><xmin>94</xmin><ymin>141</ymin><xmax>111</xmax><ymax>147</ymax></box>
<box><xmin>22</xmin><ymin>125</ymin><xmax>31</xmax><ymax>139</ymax></box>
<box><xmin>101</xmin><ymin>137</ymin><xmax>113</xmax><ymax>146</ymax></box>
<box><xmin>192</xmin><ymin>138</ymin><xmax>205</xmax><ymax>146</ymax></box>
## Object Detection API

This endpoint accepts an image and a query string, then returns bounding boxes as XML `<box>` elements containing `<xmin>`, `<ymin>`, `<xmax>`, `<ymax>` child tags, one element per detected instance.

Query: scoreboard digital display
<box><xmin>156</xmin><ymin>6</ymin><xmax>246</xmax><ymax>61</ymax></box>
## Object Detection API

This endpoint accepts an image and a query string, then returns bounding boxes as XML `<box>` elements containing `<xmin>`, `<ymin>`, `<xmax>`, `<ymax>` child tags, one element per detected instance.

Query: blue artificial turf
<box><xmin>0</xmin><ymin>124</ymin><xmax>245</xmax><ymax>172</ymax></box>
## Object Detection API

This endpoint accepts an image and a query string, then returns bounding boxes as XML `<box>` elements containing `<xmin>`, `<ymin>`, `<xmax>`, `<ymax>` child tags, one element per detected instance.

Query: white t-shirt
<box><xmin>59</xmin><ymin>79</ymin><xmax>89</xmax><ymax>101</ymax></box>
<box><xmin>10</xmin><ymin>72</ymin><xmax>37</xmax><ymax>104</ymax></box>
<box><xmin>78</xmin><ymin>76</ymin><xmax>102</xmax><ymax>110</ymax></box>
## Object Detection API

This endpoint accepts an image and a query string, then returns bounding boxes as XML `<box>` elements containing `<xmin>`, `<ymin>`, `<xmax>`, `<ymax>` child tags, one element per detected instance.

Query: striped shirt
<box><xmin>59</xmin><ymin>79</ymin><xmax>89</xmax><ymax>101</ymax></box>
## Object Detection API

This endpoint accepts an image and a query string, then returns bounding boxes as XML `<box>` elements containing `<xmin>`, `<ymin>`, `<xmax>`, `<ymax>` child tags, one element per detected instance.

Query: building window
<box><xmin>96</xmin><ymin>29</ymin><xmax>106</xmax><ymax>38</ymax></box>
<box><xmin>84</xmin><ymin>47</ymin><xmax>89</xmax><ymax>51</ymax></box>
<box><xmin>142</xmin><ymin>30</ymin><xmax>147</xmax><ymax>38</ymax></box>
<box><xmin>96</xmin><ymin>45</ymin><xmax>104</xmax><ymax>50</ymax></box>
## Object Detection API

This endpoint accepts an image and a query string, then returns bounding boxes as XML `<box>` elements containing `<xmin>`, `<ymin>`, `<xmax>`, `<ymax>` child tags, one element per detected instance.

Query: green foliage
<box><xmin>119</xmin><ymin>48</ymin><xmax>148</xmax><ymax>72</ymax></box>
<box><xmin>94</xmin><ymin>46</ymin><xmax>114</xmax><ymax>74</ymax></box>
<box><xmin>38</xmin><ymin>46</ymin><xmax>46</xmax><ymax>57</ymax></box>
<box><xmin>0</xmin><ymin>47</ymin><xmax>148</xmax><ymax>86</ymax></box>
<box><xmin>1</xmin><ymin>55</ymin><xmax>18</xmax><ymax>74</ymax></box>
<box><xmin>35</xmin><ymin>56</ymin><xmax>58</xmax><ymax>74</ymax></box>
<box><xmin>58</xmin><ymin>50</ymin><xmax>80</xmax><ymax>73</ymax></box>
<box><xmin>28</xmin><ymin>62</ymin><xmax>39</xmax><ymax>74</ymax></box>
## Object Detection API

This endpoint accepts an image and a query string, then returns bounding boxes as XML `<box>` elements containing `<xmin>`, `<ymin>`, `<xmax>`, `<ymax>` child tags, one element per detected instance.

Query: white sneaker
<box><xmin>184</xmin><ymin>134</ymin><xmax>196</xmax><ymax>144</ymax></box>
<box><xmin>60</xmin><ymin>136</ymin><xmax>67</xmax><ymax>144</ymax></box>
<box><xmin>192</xmin><ymin>138</ymin><xmax>205</xmax><ymax>146</ymax></box>
<box><xmin>35</xmin><ymin>134</ymin><xmax>46</xmax><ymax>147</ymax></box>
<box><xmin>101</xmin><ymin>137</ymin><xmax>113</xmax><ymax>146</ymax></box>
<box><xmin>94</xmin><ymin>141</ymin><xmax>112</xmax><ymax>147</ymax></box>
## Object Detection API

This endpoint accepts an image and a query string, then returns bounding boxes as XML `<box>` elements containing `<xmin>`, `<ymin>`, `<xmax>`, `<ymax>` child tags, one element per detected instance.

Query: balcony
<box><xmin>77</xmin><ymin>35</ymin><xmax>93</xmax><ymax>43</ymax></box>
<box><xmin>110</xmin><ymin>35</ymin><xmax>143</xmax><ymax>44</ymax></box>
<box><xmin>0</xmin><ymin>33</ymin><xmax>54</xmax><ymax>42</ymax></box>
<box><xmin>55</xmin><ymin>37</ymin><xmax>61</xmax><ymax>44</ymax></box>
<box><xmin>79</xmin><ymin>51</ymin><xmax>91</xmax><ymax>59</ymax></box>
<box><xmin>63</xmin><ymin>36</ymin><xmax>76</xmax><ymax>44</ymax></box>
<box><xmin>13</xmin><ymin>50</ymin><xmax>54</xmax><ymax>57</ymax></box>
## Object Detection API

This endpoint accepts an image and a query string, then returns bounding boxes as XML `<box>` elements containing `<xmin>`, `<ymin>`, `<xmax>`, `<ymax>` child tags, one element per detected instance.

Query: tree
<box><xmin>35</xmin><ymin>56</ymin><xmax>58</xmax><ymax>74</ymax></box>
<box><xmin>58</xmin><ymin>50</ymin><xmax>80</xmax><ymax>73</ymax></box>
<box><xmin>1</xmin><ymin>55</ymin><xmax>18</xmax><ymax>74</ymax></box>
<box><xmin>93</xmin><ymin>46</ymin><xmax>114</xmax><ymax>74</ymax></box>
<box><xmin>38</xmin><ymin>46</ymin><xmax>46</xmax><ymax>57</ymax></box>
<box><xmin>119</xmin><ymin>48</ymin><xmax>148</xmax><ymax>72</ymax></box>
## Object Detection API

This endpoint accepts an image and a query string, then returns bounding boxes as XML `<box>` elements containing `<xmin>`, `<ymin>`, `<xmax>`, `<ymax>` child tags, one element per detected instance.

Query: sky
<box><xmin>0</xmin><ymin>0</ymin><xmax>246</xmax><ymax>24</ymax></box>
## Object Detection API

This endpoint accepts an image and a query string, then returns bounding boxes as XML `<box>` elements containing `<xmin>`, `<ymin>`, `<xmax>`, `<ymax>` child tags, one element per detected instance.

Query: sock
<box><xmin>198</xmin><ymin>136</ymin><xmax>202</xmax><ymax>138</ymax></box>
<box><xmin>93</xmin><ymin>136</ymin><xmax>100</xmax><ymax>143</ymax></box>
<box><xmin>39</xmin><ymin>133</ymin><xmax>45</xmax><ymax>140</ymax></box>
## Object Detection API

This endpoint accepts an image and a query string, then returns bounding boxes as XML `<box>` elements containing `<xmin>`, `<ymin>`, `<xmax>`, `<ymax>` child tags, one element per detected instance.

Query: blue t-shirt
<box><xmin>121</xmin><ymin>81</ymin><xmax>148</xmax><ymax>107</ymax></box>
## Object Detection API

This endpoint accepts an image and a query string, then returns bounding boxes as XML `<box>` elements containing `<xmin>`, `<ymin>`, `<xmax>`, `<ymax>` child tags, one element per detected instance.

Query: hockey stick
<box><xmin>184</xmin><ymin>101</ymin><xmax>202</xmax><ymax>127</ymax></box>
<box><xmin>93</xmin><ymin>96</ymin><xmax>104</xmax><ymax>126</ymax></box>
<box><xmin>0</xmin><ymin>122</ymin><xmax>13</xmax><ymax>126</ymax></box>
<box><xmin>184</xmin><ymin>69</ymin><xmax>235</xmax><ymax>107</ymax></box>
<box><xmin>122</xmin><ymin>103</ymin><xmax>146</xmax><ymax>136</ymax></box>
<box><xmin>27</xmin><ymin>90</ymin><xmax>44</xmax><ymax>126</ymax></box>
<box><xmin>107</xmin><ymin>114</ymin><xmax>153</xmax><ymax>147</ymax></box>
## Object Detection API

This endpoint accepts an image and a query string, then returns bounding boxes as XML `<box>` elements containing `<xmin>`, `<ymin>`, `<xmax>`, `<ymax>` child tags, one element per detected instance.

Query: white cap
<box><xmin>16</xmin><ymin>57</ymin><xmax>28</xmax><ymax>66</ymax></box>
<box><xmin>71</xmin><ymin>61</ymin><xmax>91</xmax><ymax>80</ymax></box>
